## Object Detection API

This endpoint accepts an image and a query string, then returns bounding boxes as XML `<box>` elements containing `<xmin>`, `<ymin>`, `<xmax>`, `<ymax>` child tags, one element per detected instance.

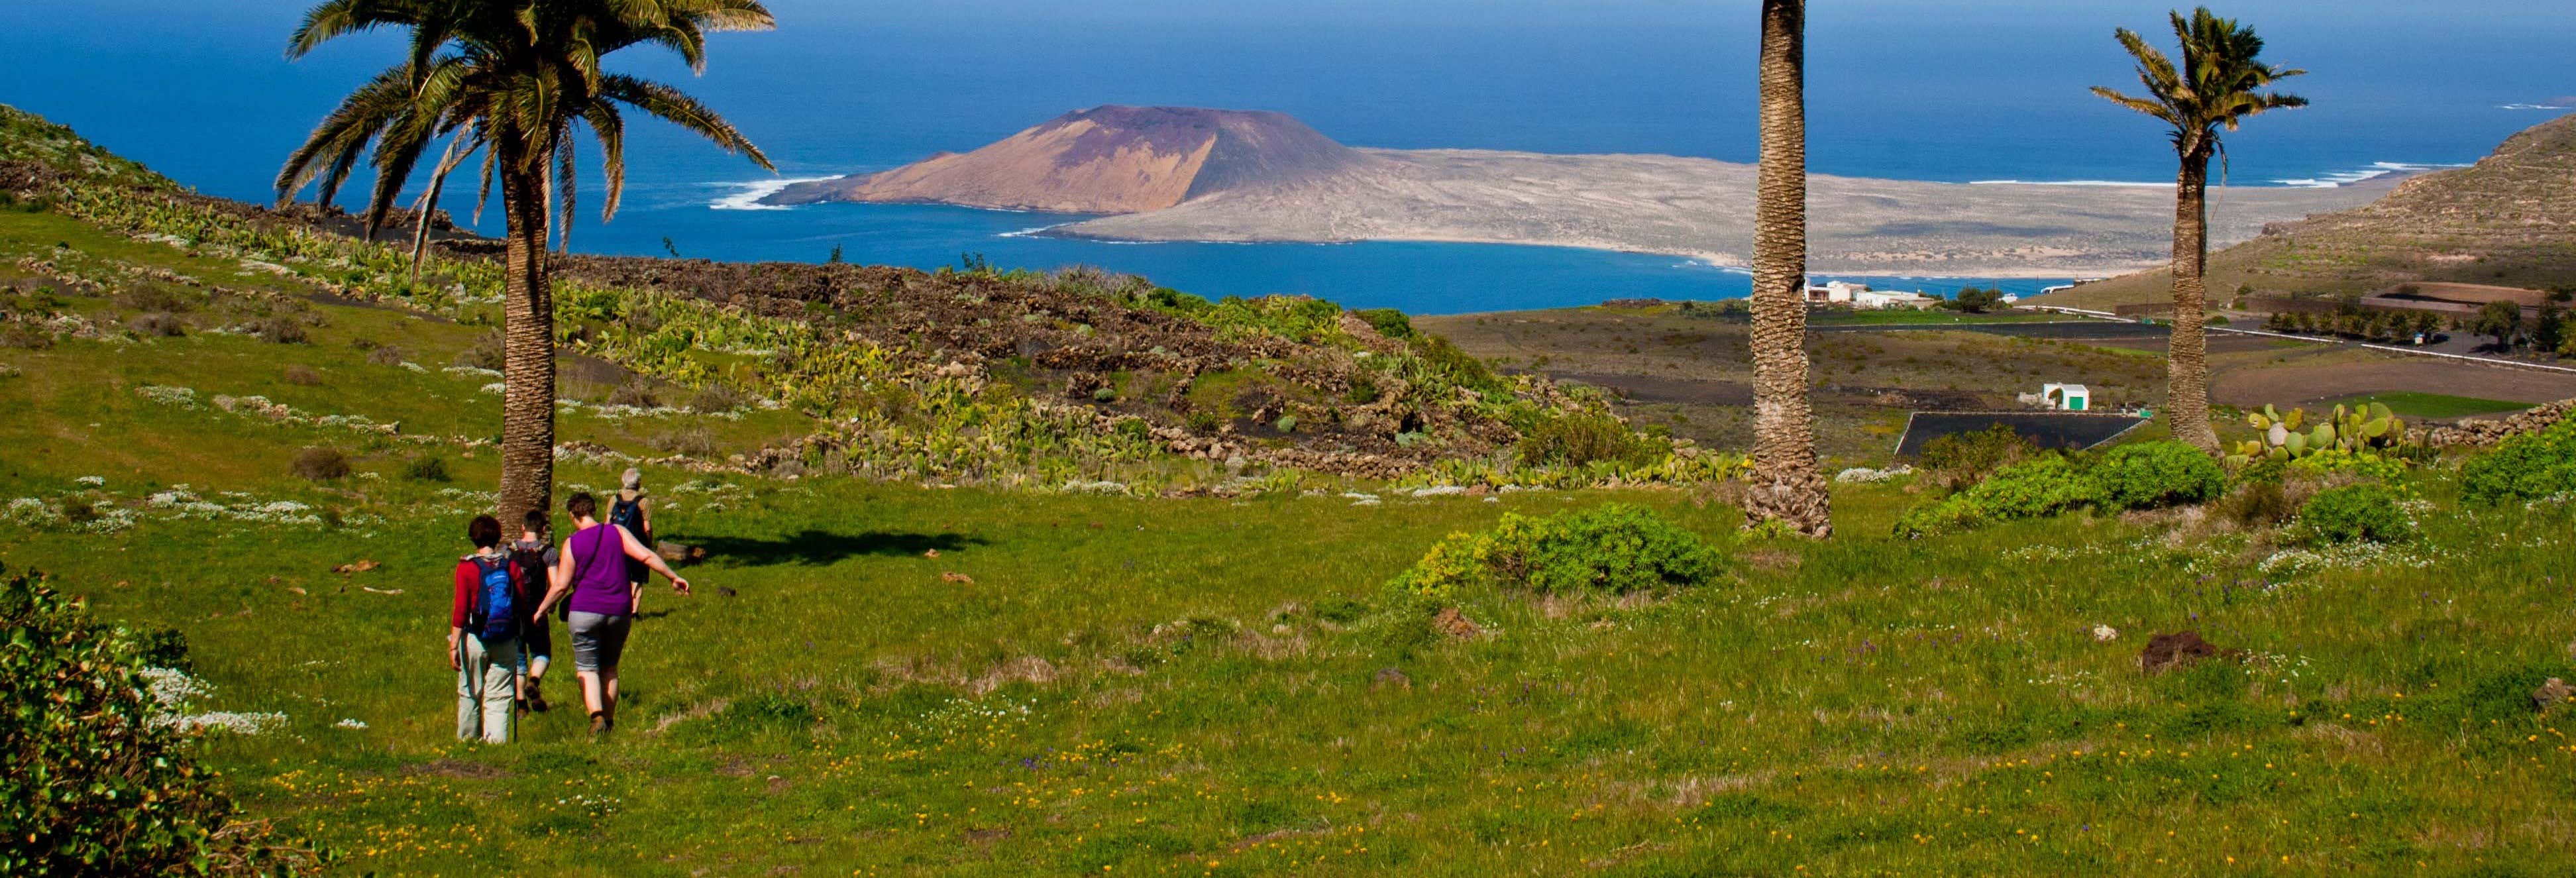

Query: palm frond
<box><xmin>602</xmin><ymin>74</ymin><xmax>773</xmax><ymax>170</ymax></box>
<box><xmin>581</xmin><ymin>100</ymin><xmax>628</xmax><ymax>221</ymax></box>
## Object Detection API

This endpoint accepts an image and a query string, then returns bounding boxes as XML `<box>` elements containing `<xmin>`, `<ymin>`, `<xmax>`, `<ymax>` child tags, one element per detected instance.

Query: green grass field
<box><xmin>9</xmin><ymin>193</ymin><xmax>2576</xmax><ymax>877</ymax></box>
<box><xmin>10</xmin><ymin>278</ymin><xmax>2576</xmax><ymax>875</ymax></box>
<box><xmin>11</xmin><ymin>443</ymin><xmax>2576</xmax><ymax>875</ymax></box>
<box><xmin>2322</xmin><ymin>392</ymin><xmax>2533</xmax><ymax>419</ymax></box>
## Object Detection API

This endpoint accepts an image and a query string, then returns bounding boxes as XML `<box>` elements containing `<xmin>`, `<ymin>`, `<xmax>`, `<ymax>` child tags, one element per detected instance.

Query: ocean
<box><xmin>5</xmin><ymin>0</ymin><xmax>2572</xmax><ymax>314</ymax></box>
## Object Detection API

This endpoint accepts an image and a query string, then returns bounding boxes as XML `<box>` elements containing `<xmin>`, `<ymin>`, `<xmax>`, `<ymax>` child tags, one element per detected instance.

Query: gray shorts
<box><xmin>567</xmin><ymin>612</ymin><xmax>633</xmax><ymax>672</ymax></box>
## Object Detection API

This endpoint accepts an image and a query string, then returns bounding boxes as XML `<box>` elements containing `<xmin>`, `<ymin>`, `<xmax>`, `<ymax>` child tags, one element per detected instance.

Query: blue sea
<box><xmin>6</xmin><ymin>0</ymin><xmax>2573</xmax><ymax>314</ymax></box>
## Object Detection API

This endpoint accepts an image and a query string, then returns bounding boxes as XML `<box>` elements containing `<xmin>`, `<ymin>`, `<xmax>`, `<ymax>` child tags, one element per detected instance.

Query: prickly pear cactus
<box><xmin>2225</xmin><ymin>402</ymin><xmax>2408</xmax><ymax>468</ymax></box>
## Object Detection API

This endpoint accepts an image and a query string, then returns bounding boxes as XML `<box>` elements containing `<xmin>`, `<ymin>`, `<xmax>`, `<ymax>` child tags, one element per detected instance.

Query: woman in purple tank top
<box><xmin>534</xmin><ymin>492</ymin><xmax>691</xmax><ymax>737</ymax></box>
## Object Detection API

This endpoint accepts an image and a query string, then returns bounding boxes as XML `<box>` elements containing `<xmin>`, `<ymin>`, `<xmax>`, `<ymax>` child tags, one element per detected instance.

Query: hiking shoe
<box><xmin>589</xmin><ymin>714</ymin><xmax>610</xmax><ymax>738</ymax></box>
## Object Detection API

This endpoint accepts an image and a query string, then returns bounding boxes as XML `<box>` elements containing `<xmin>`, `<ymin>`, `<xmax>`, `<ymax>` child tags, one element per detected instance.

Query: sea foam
<box><xmin>706</xmin><ymin>176</ymin><xmax>843</xmax><ymax>211</ymax></box>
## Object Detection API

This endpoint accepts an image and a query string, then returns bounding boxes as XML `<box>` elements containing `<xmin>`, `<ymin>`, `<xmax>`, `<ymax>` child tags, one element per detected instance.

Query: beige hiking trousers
<box><xmin>456</xmin><ymin>633</ymin><xmax>520</xmax><ymax>743</ymax></box>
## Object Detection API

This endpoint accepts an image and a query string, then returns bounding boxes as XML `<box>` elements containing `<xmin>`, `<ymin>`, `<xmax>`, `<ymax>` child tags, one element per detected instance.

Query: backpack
<box><xmin>465</xmin><ymin>555</ymin><xmax>519</xmax><ymax>641</ymax></box>
<box><xmin>608</xmin><ymin>496</ymin><xmax>644</xmax><ymax>536</ymax></box>
<box><xmin>508</xmin><ymin>542</ymin><xmax>551</xmax><ymax>606</ymax></box>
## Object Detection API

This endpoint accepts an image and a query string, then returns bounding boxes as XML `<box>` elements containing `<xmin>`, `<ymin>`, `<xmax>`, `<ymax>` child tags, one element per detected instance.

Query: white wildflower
<box><xmin>136</xmin><ymin>385</ymin><xmax>198</xmax><ymax>407</ymax></box>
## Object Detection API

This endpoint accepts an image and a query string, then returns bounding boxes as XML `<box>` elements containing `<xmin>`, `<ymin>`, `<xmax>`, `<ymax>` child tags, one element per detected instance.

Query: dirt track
<box><xmin>2212</xmin><ymin>357</ymin><xmax>2576</xmax><ymax>410</ymax></box>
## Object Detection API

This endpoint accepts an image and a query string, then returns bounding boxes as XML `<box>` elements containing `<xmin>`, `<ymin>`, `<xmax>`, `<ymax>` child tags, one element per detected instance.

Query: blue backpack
<box><xmin>608</xmin><ymin>496</ymin><xmax>643</xmax><ymax>535</ymax></box>
<box><xmin>466</xmin><ymin>555</ymin><xmax>519</xmax><ymax>641</ymax></box>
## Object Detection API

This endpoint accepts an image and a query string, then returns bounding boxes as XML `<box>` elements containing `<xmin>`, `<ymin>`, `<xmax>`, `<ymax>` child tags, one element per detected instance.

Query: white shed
<box><xmin>2042</xmin><ymin>383</ymin><xmax>2090</xmax><ymax>412</ymax></box>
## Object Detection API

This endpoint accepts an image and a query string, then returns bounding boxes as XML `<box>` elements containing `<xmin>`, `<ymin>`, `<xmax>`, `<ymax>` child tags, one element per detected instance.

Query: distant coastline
<box><xmin>758</xmin><ymin>106</ymin><xmax>2410</xmax><ymax>279</ymax></box>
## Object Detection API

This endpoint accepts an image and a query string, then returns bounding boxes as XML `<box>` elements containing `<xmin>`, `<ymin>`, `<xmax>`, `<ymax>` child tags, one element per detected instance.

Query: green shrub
<box><xmin>251</xmin><ymin>316</ymin><xmax>307</xmax><ymax>345</ymax></box>
<box><xmin>1917</xmin><ymin>424</ymin><xmax>2034</xmax><ymax>489</ymax></box>
<box><xmin>1345</xmin><ymin>376</ymin><xmax>1382</xmax><ymax>405</ymax></box>
<box><xmin>1411</xmin><ymin>333</ymin><xmax>1504</xmax><ymax>394</ymax></box>
<box><xmin>1352</xmin><ymin>308</ymin><xmax>1416</xmax><ymax>341</ymax></box>
<box><xmin>1894</xmin><ymin>455</ymin><xmax>2104</xmax><ymax>537</ymax></box>
<box><xmin>1516</xmin><ymin>413</ymin><xmax>1658</xmax><ymax>468</ymax></box>
<box><xmin>2295</xmin><ymin>484</ymin><xmax>2416</xmax><ymax>545</ymax></box>
<box><xmin>2461</xmin><ymin>420</ymin><xmax>2576</xmax><ymax>503</ymax></box>
<box><xmin>1</xmin><ymin>569</ymin><xmax>327</xmax><ymax>875</ymax></box>
<box><xmin>2210</xmin><ymin>479</ymin><xmax>2296</xmax><ymax>529</ymax></box>
<box><xmin>688</xmin><ymin>382</ymin><xmax>747</xmax><ymax>413</ymax></box>
<box><xmin>1388</xmin><ymin>503</ymin><xmax>1726</xmax><ymax>601</ymax></box>
<box><xmin>1896</xmin><ymin>441</ymin><xmax>2224</xmax><ymax>537</ymax></box>
<box><xmin>290</xmin><ymin>447</ymin><xmax>350</xmax><ymax>481</ymax></box>
<box><xmin>401</xmin><ymin>455</ymin><xmax>452</xmax><ymax>483</ymax></box>
<box><xmin>128</xmin><ymin>312</ymin><xmax>187</xmax><ymax>337</ymax></box>
<box><xmin>2095</xmin><ymin>441</ymin><xmax>2226</xmax><ymax>510</ymax></box>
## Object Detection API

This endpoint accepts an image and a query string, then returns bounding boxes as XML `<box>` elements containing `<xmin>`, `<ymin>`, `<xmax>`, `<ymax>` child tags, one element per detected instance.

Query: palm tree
<box><xmin>1744</xmin><ymin>0</ymin><xmax>1830</xmax><ymax>537</ymax></box>
<box><xmin>2093</xmin><ymin>7</ymin><xmax>2304</xmax><ymax>451</ymax></box>
<box><xmin>278</xmin><ymin>0</ymin><xmax>775</xmax><ymax>519</ymax></box>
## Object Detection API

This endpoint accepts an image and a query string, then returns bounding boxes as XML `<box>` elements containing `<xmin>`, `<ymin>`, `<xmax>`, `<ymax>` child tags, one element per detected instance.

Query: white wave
<box><xmin>1969</xmin><ymin>179</ymin><xmax>2171</xmax><ymax>188</ymax></box>
<box><xmin>705</xmin><ymin>176</ymin><xmax>843</xmax><ymax>211</ymax></box>
<box><xmin>997</xmin><ymin>224</ymin><xmax>1070</xmax><ymax>238</ymax></box>
<box><xmin>2272</xmin><ymin>161</ymin><xmax>2471</xmax><ymax>188</ymax></box>
<box><xmin>2501</xmin><ymin>103</ymin><xmax>2573</xmax><ymax>111</ymax></box>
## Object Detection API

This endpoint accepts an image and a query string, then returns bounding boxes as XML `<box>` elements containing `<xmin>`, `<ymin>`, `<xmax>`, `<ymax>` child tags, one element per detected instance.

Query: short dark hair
<box><xmin>521</xmin><ymin>510</ymin><xmax>549</xmax><ymax>534</ymax></box>
<box><xmin>565</xmin><ymin>492</ymin><xmax>597</xmax><ymax>520</ymax></box>
<box><xmin>466</xmin><ymin>514</ymin><xmax>503</xmax><ymax>549</ymax></box>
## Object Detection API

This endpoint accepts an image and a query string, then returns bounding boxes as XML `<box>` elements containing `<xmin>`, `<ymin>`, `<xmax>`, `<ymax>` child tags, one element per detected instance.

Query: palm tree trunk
<box><xmin>1744</xmin><ymin>0</ymin><xmax>1830</xmax><ymax>537</ymax></box>
<box><xmin>2165</xmin><ymin>148</ymin><xmax>2218</xmax><ymax>450</ymax></box>
<box><xmin>498</xmin><ymin>156</ymin><xmax>559</xmax><ymax>521</ymax></box>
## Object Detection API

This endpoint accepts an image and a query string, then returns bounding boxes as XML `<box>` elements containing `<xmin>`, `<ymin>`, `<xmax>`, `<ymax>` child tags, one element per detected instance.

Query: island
<box><xmin>767</xmin><ymin>105</ymin><xmax>2390</xmax><ymax>277</ymax></box>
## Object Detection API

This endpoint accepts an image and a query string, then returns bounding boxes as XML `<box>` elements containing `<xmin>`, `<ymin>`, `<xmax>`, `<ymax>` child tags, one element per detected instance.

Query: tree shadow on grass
<box><xmin>682</xmin><ymin>530</ymin><xmax>990</xmax><ymax>568</ymax></box>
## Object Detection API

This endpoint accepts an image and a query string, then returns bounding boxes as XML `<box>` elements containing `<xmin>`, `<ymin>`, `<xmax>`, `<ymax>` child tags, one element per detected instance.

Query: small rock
<box><xmin>2535</xmin><ymin>678</ymin><xmax>2573</xmax><ymax>714</ymax></box>
<box><xmin>2138</xmin><ymin>630</ymin><xmax>2236</xmax><ymax>674</ymax></box>
<box><xmin>1373</xmin><ymin>667</ymin><xmax>1413</xmax><ymax>690</ymax></box>
<box><xmin>1432</xmin><ymin>607</ymin><xmax>1482</xmax><ymax>639</ymax></box>
<box><xmin>923</xmin><ymin>549</ymin><xmax>941</xmax><ymax>559</ymax></box>
<box><xmin>2091</xmin><ymin>624</ymin><xmax>2120</xmax><ymax>642</ymax></box>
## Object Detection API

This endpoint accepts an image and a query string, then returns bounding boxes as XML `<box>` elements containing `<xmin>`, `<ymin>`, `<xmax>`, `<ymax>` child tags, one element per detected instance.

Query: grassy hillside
<box><xmin>9</xmin><ymin>105</ymin><xmax>2576</xmax><ymax>877</ymax></box>
<box><xmin>2043</xmin><ymin>113</ymin><xmax>2576</xmax><ymax>311</ymax></box>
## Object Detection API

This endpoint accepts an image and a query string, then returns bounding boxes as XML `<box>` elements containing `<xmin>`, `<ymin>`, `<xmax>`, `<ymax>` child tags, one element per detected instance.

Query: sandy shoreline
<box><xmin>1032</xmin><ymin>225</ymin><xmax>2159</xmax><ymax>280</ymax></box>
<box><xmin>1023</xmin><ymin>147</ymin><xmax>2384</xmax><ymax>279</ymax></box>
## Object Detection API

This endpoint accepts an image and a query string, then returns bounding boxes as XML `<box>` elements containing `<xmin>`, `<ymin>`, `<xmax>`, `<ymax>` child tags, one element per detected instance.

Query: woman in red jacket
<box><xmin>449</xmin><ymin>515</ymin><xmax>525</xmax><ymax>743</ymax></box>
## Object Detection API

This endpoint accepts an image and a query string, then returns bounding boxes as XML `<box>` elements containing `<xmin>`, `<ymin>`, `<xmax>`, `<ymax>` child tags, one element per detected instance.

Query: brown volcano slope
<box><xmin>766</xmin><ymin>105</ymin><xmax>1380</xmax><ymax>213</ymax></box>
<box><xmin>2041</xmin><ymin>113</ymin><xmax>2576</xmax><ymax>311</ymax></box>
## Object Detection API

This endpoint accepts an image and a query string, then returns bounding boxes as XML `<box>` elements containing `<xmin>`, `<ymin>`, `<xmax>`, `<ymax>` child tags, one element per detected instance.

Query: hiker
<box><xmin>608</xmin><ymin>468</ymin><xmax>655</xmax><ymax>610</ymax></box>
<box><xmin>449</xmin><ymin>515</ymin><xmax>523</xmax><ymax>743</ymax></box>
<box><xmin>508</xmin><ymin>510</ymin><xmax>559</xmax><ymax>714</ymax></box>
<box><xmin>535</xmin><ymin>492</ymin><xmax>690</xmax><ymax>737</ymax></box>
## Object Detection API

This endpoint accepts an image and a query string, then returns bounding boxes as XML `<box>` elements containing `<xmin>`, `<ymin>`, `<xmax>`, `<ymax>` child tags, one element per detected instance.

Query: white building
<box><xmin>1803</xmin><ymin>280</ymin><xmax>1938</xmax><ymax>309</ymax></box>
<box><xmin>1803</xmin><ymin>280</ymin><xmax>1871</xmax><ymax>305</ymax></box>
<box><xmin>1853</xmin><ymin>289</ymin><xmax>1939</xmax><ymax>310</ymax></box>
<box><xmin>2041</xmin><ymin>383</ymin><xmax>2091</xmax><ymax>412</ymax></box>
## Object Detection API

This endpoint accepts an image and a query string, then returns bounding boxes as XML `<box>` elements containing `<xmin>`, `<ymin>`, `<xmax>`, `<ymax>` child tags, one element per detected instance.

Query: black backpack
<box><xmin>508</xmin><ymin>542</ymin><xmax>551</xmax><ymax>606</ymax></box>
<box><xmin>464</xmin><ymin>555</ymin><xmax>519</xmax><ymax>641</ymax></box>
